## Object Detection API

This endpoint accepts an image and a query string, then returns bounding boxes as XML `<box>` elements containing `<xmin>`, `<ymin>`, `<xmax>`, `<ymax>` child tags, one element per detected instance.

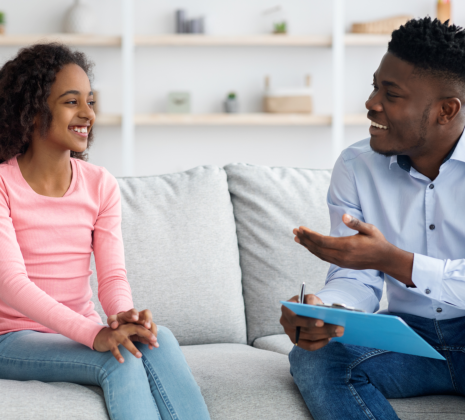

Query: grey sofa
<box><xmin>1</xmin><ymin>163</ymin><xmax>464</xmax><ymax>419</ymax></box>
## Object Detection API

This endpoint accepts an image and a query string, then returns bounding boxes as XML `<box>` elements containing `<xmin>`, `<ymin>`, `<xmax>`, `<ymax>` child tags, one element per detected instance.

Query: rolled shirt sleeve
<box><xmin>412</xmin><ymin>253</ymin><xmax>465</xmax><ymax>309</ymax></box>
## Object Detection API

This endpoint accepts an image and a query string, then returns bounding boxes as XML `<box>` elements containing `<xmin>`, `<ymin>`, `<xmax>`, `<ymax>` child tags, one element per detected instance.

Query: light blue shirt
<box><xmin>316</xmin><ymin>135</ymin><xmax>465</xmax><ymax>320</ymax></box>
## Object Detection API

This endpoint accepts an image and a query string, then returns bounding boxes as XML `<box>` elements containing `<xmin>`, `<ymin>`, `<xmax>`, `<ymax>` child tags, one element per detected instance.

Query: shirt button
<box><xmin>429</xmin><ymin>224</ymin><xmax>436</xmax><ymax>230</ymax></box>
<box><xmin>425</xmin><ymin>289</ymin><xmax>431</xmax><ymax>294</ymax></box>
<box><xmin>429</xmin><ymin>184</ymin><xmax>435</xmax><ymax>189</ymax></box>
<box><xmin>436</xmin><ymin>308</ymin><xmax>443</xmax><ymax>313</ymax></box>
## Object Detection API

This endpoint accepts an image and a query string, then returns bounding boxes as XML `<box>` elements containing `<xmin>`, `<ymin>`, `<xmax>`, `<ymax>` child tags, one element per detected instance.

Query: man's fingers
<box><xmin>296</xmin><ymin>338</ymin><xmax>331</xmax><ymax>352</ymax></box>
<box><xmin>342</xmin><ymin>214</ymin><xmax>373</xmax><ymax>235</ymax></box>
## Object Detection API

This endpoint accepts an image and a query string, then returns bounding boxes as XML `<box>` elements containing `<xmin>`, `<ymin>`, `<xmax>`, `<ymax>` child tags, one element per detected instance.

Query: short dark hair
<box><xmin>0</xmin><ymin>43</ymin><xmax>94</xmax><ymax>163</ymax></box>
<box><xmin>388</xmin><ymin>17</ymin><xmax>465</xmax><ymax>85</ymax></box>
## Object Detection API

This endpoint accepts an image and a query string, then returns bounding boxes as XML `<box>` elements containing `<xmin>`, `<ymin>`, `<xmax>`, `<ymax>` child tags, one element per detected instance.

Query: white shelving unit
<box><xmin>0</xmin><ymin>0</ymin><xmax>379</xmax><ymax>175</ymax></box>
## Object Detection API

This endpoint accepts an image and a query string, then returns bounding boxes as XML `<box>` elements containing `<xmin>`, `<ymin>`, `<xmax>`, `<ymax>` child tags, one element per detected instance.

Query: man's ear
<box><xmin>438</xmin><ymin>97</ymin><xmax>461</xmax><ymax>125</ymax></box>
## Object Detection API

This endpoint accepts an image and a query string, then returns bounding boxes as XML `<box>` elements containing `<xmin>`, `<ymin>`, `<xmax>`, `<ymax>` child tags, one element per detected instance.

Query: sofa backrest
<box><xmin>90</xmin><ymin>166</ymin><xmax>247</xmax><ymax>346</ymax></box>
<box><xmin>225</xmin><ymin>163</ymin><xmax>332</xmax><ymax>344</ymax></box>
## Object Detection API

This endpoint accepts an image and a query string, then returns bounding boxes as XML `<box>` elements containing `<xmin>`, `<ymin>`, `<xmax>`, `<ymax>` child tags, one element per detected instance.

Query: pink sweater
<box><xmin>0</xmin><ymin>155</ymin><xmax>134</xmax><ymax>349</ymax></box>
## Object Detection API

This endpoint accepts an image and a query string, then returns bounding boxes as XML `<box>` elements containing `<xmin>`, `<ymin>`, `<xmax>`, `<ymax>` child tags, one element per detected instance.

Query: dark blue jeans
<box><xmin>289</xmin><ymin>313</ymin><xmax>465</xmax><ymax>420</ymax></box>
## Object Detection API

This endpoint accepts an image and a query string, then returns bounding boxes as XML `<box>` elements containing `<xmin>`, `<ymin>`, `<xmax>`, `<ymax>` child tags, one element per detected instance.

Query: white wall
<box><xmin>0</xmin><ymin>0</ymin><xmax>463</xmax><ymax>176</ymax></box>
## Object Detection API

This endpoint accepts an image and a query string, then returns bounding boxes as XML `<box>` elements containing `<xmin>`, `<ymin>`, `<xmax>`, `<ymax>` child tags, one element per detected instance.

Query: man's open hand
<box><xmin>280</xmin><ymin>294</ymin><xmax>344</xmax><ymax>351</ymax></box>
<box><xmin>294</xmin><ymin>214</ymin><xmax>415</xmax><ymax>286</ymax></box>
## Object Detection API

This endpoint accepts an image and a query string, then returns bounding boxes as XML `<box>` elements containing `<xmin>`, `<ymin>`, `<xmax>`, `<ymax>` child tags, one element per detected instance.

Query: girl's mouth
<box><xmin>68</xmin><ymin>125</ymin><xmax>89</xmax><ymax>137</ymax></box>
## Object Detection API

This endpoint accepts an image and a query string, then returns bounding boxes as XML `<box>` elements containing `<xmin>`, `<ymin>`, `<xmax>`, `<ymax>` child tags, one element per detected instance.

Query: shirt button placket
<box><xmin>425</xmin><ymin>183</ymin><xmax>435</xmax><ymax>256</ymax></box>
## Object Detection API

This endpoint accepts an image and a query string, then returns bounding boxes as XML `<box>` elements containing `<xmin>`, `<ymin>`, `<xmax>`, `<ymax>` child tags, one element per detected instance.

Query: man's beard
<box><xmin>371</xmin><ymin>103</ymin><xmax>431</xmax><ymax>157</ymax></box>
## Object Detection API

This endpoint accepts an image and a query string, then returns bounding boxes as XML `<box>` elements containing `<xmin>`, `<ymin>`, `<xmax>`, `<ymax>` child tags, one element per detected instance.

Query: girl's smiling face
<box><xmin>43</xmin><ymin>63</ymin><xmax>95</xmax><ymax>154</ymax></box>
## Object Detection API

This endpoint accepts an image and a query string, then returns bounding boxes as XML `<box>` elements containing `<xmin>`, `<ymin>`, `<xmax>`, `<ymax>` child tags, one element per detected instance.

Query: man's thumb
<box><xmin>342</xmin><ymin>214</ymin><xmax>369</xmax><ymax>233</ymax></box>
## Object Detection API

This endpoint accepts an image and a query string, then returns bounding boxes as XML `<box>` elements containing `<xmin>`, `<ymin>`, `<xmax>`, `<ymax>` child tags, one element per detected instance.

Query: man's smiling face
<box><xmin>366</xmin><ymin>52</ymin><xmax>439</xmax><ymax>158</ymax></box>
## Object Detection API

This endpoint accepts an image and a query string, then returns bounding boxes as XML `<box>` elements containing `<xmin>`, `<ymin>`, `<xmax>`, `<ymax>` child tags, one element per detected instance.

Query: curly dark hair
<box><xmin>0</xmin><ymin>43</ymin><xmax>94</xmax><ymax>163</ymax></box>
<box><xmin>388</xmin><ymin>17</ymin><xmax>465</xmax><ymax>85</ymax></box>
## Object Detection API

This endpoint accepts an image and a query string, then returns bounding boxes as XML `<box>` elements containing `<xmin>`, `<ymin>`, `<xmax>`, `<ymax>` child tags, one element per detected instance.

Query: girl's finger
<box><xmin>118</xmin><ymin>309</ymin><xmax>139</xmax><ymax>324</ymax></box>
<box><xmin>119</xmin><ymin>336</ymin><xmax>142</xmax><ymax>359</ymax></box>
<box><xmin>110</xmin><ymin>346</ymin><xmax>125</xmax><ymax>364</ymax></box>
<box><xmin>107</xmin><ymin>315</ymin><xmax>119</xmax><ymax>329</ymax></box>
<box><xmin>139</xmin><ymin>309</ymin><xmax>153</xmax><ymax>329</ymax></box>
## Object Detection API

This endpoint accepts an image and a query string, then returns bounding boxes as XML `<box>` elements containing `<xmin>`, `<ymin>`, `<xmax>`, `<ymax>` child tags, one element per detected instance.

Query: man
<box><xmin>280</xmin><ymin>17</ymin><xmax>465</xmax><ymax>420</ymax></box>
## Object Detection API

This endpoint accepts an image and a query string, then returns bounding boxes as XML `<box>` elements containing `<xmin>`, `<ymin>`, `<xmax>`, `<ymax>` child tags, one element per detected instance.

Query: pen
<box><xmin>295</xmin><ymin>282</ymin><xmax>305</xmax><ymax>346</ymax></box>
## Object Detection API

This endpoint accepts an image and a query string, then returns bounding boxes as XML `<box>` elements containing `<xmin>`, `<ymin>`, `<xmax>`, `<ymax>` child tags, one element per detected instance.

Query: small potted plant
<box><xmin>224</xmin><ymin>92</ymin><xmax>238</xmax><ymax>113</ymax></box>
<box><xmin>273</xmin><ymin>21</ymin><xmax>287</xmax><ymax>35</ymax></box>
<box><xmin>0</xmin><ymin>12</ymin><xmax>6</xmax><ymax>35</ymax></box>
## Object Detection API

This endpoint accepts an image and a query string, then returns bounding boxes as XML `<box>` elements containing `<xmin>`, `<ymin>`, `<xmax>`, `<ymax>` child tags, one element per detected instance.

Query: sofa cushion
<box><xmin>389</xmin><ymin>396</ymin><xmax>465</xmax><ymax>420</ymax></box>
<box><xmin>181</xmin><ymin>343</ymin><xmax>311</xmax><ymax>419</ymax></box>
<box><xmin>90</xmin><ymin>166</ymin><xmax>246</xmax><ymax>346</ymax></box>
<box><xmin>225</xmin><ymin>163</ymin><xmax>331</xmax><ymax>344</ymax></box>
<box><xmin>0</xmin><ymin>380</ymin><xmax>109</xmax><ymax>419</ymax></box>
<box><xmin>253</xmin><ymin>334</ymin><xmax>294</xmax><ymax>355</ymax></box>
<box><xmin>2</xmin><ymin>369</ymin><xmax>464</xmax><ymax>420</ymax></box>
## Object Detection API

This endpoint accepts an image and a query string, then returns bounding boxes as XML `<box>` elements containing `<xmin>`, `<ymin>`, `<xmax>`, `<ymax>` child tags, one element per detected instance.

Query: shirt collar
<box><xmin>389</xmin><ymin>129</ymin><xmax>465</xmax><ymax>172</ymax></box>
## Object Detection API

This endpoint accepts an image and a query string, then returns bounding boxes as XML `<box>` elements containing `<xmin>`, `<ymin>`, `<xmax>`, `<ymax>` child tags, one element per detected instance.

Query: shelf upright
<box><xmin>332</xmin><ymin>0</ymin><xmax>345</xmax><ymax>163</ymax></box>
<box><xmin>121</xmin><ymin>0</ymin><xmax>135</xmax><ymax>176</ymax></box>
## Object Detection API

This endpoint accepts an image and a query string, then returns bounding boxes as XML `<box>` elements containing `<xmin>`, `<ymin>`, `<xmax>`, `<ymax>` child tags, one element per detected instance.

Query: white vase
<box><xmin>64</xmin><ymin>0</ymin><xmax>95</xmax><ymax>34</ymax></box>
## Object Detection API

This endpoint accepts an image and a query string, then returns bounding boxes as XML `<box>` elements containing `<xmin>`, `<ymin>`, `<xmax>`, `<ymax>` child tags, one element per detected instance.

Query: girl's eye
<box><xmin>88</xmin><ymin>101</ymin><xmax>95</xmax><ymax>106</ymax></box>
<box><xmin>66</xmin><ymin>100</ymin><xmax>78</xmax><ymax>105</ymax></box>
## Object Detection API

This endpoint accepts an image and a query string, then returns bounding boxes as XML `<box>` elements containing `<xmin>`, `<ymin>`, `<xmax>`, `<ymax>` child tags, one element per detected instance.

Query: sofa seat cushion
<box><xmin>90</xmin><ymin>166</ymin><xmax>246</xmax><ymax>346</ymax></box>
<box><xmin>0</xmin><ymin>380</ymin><xmax>108</xmax><ymax>419</ymax></box>
<box><xmin>389</xmin><ymin>395</ymin><xmax>465</xmax><ymax>420</ymax></box>
<box><xmin>253</xmin><ymin>333</ymin><xmax>294</xmax><ymax>355</ymax></box>
<box><xmin>180</xmin><ymin>343</ymin><xmax>311</xmax><ymax>419</ymax></box>
<box><xmin>1</xmin><ymin>348</ymin><xmax>464</xmax><ymax>420</ymax></box>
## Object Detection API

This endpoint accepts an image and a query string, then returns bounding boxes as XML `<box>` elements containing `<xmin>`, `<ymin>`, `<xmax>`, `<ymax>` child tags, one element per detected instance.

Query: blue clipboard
<box><xmin>281</xmin><ymin>301</ymin><xmax>445</xmax><ymax>360</ymax></box>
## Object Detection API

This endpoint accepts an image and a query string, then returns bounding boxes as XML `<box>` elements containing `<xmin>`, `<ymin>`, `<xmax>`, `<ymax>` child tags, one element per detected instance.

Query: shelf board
<box><xmin>0</xmin><ymin>34</ymin><xmax>121</xmax><ymax>47</ymax></box>
<box><xmin>0</xmin><ymin>33</ymin><xmax>390</xmax><ymax>48</ymax></box>
<box><xmin>133</xmin><ymin>114</ymin><xmax>331</xmax><ymax>126</ymax></box>
<box><xmin>94</xmin><ymin>114</ymin><xmax>122</xmax><ymax>125</ymax></box>
<box><xmin>344</xmin><ymin>114</ymin><xmax>369</xmax><ymax>125</ymax></box>
<box><xmin>134</xmin><ymin>35</ymin><xmax>332</xmax><ymax>47</ymax></box>
<box><xmin>94</xmin><ymin>114</ymin><xmax>371</xmax><ymax>126</ymax></box>
<box><xmin>345</xmin><ymin>34</ymin><xmax>391</xmax><ymax>46</ymax></box>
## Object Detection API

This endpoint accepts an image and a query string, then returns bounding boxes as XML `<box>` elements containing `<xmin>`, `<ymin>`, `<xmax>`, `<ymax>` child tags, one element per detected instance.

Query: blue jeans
<box><xmin>0</xmin><ymin>326</ymin><xmax>210</xmax><ymax>420</ymax></box>
<box><xmin>289</xmin><ymin>313</ymin><xmax>465</xmax><ymax>420</ymax></box>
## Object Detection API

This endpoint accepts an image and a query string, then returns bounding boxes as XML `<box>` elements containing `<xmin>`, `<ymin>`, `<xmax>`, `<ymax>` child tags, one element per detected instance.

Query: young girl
<box><xmin>0</xmin><ymin>43</ymin><xmax>210</xmax><ymax>420</ymax></box>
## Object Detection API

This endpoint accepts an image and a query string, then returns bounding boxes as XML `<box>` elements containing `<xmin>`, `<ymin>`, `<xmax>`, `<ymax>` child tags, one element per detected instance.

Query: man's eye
<box><xmin>371</xmin><ymin>83</ymin><xmax>378</xmax><ymax>90</ymax></box>
<box><xmin>386</xmin><ymin>92</ymin><xmax>398</xmax><ymax>98</ymax></box>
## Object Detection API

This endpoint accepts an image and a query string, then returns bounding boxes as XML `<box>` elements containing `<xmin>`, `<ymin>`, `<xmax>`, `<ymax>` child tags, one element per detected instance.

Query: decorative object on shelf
<box><xmin>0</xmin><ymin>12</ymin><xmax>5</xmax><ymax>35</ymax></box>
<box><xmin>262</xmin><ymin>5</ymin><xmax>287</xmax><ymax>35</ymax></box>
<box><xmin>437</xmin><ymin>0</ymin><xmax>451</xmax><ymax>24</ymax></box>
<box><xmin>264</xmin><ymin>75</ymin><xmax>313</xmax><ymax>114</ymax></box>
<box><xmin>175</xmin><ymin>9</ymin><xmax>205</xmax><ymax>34</ymax></box>
<box><xmin>274</xmin><ymin>22</ymin><xmax>287</xmax><ymax>35</ymax></box>
<box><xmin>64</xmin><ymin>0</ymin><xmax>95</xmax><ymax>34</ymax></box>
<box><xmin>167</xmin><ymin>92</ymin><xmax>191</xmax><ymax>114</ymax></box>
<box><xmin>176</xmin><ymin>10</ymin><xmax>187</xmax><ymax>34</ymax></box>
<box><xmin>224</xmin><ymin>92</ymin><xmax>239</xmax><ymax>114</ymax></box>
<box><xmin>351</xmin><ymin>15</ymin><xmax>413</xmax><ymax>34</ymax></box>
